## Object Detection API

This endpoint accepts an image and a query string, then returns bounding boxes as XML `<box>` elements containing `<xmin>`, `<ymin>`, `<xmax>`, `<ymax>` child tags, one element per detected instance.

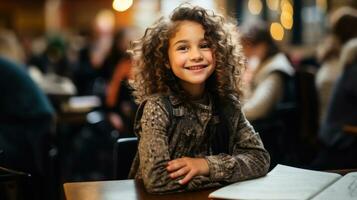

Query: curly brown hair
<box><xmin>129</xmin><ymin>5</ymin><xmax>246</xmax><ymax>104</ymax></box>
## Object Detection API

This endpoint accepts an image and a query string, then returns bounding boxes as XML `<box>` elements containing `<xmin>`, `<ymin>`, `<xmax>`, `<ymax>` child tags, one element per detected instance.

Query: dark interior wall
<box><xmin>61</xmin><ymin>0</ymin><xmax>113</xmax><ymax>32</ymax></box>
<box><xmin>0</xmin><ymin>1</ymin><xmax>45</xmax><ymax>35</ymax></box>
<box><xmin>0</xmin><ymin>0</ymin><xmax>114</xmax><ymax>35</ymax></box>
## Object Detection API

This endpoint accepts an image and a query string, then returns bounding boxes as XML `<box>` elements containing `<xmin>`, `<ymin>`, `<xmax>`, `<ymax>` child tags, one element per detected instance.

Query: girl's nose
<box><xmin>189</xmin><ymin>48</ymin><xmax>203</xmax><ymax>61</ymax></box>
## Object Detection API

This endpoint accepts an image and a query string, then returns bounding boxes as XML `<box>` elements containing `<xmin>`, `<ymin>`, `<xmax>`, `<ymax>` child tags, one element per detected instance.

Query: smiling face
<box><xmin>168</xmin><ymin>20</ymin><xmax>215</xmax><ymax>99</ymax></box>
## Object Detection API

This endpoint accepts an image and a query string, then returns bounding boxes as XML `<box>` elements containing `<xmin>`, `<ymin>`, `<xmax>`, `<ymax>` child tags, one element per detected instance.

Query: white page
<box><xmin>312</xmin><ymin>172</ymin><xmax>357</xmax><ymax>200</ymax></box>
<box><xmin>101</xmin><ymin>180</ymin><xmax>138</xmax><ymax>200</ymax></box>
<box><xmin>209</xmin><ymin>165</ymin><xmax>341</xmax><ymax>200</ymax></box>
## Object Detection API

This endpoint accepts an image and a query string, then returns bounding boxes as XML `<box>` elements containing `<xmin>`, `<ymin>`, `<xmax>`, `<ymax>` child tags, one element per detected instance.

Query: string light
<box><xmin>270</xmin><ymin>22</ymin><xmax>284</xmax><ymax>41</ymax></box>
<box><xmin>281</xmin><ymin>0</ymin><xmax>293</xmax><ymax>14</ymax></box>
<box><xmin>267</xmin><ymin>0</ymin><xmax>279</xmax><ymax>11</ymax></box>
<box><xmin>113</xmin><ymin>0</ymin><xmax>133</xmax><ymax>12</ymax></box>
<box><xmin>280</xmin><ymin>11</ymin><xmax>293</xmax><ymax>29</ymax></box>
<box><xmin>248</xmin><ymin>0</ymin><xmax>263</xmax><ymax>15</ymax></box>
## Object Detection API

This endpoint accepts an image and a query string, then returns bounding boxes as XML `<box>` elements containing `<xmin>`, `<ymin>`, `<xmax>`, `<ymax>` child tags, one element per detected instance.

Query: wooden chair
<box><xmin>113</xmin><ymin>137</ymin><xmax>138</xmax><ymax>180</ymax></box>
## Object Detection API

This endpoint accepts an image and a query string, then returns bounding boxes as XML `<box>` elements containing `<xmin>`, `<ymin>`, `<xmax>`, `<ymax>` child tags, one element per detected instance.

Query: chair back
<box><xmin>294</xmin><ymin>69</ymin><xmax>319</xmax><ymax>144</ymax></box>
<box><xmin>113</xmin><ymin>137</ymin><xmax>138</xmax><ymax>180</ymax></box>
<box><xmin>289</xmin><ymin>68</ymin><xmax>320</xmax><ymax>165</ymax></box>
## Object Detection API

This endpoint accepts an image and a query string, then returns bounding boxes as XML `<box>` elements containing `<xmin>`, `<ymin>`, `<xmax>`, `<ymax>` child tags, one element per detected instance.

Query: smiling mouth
<box><xmin>184</xmin><ymin>65</ymin><xmax>208</xmax><ymax>70</ymax></box>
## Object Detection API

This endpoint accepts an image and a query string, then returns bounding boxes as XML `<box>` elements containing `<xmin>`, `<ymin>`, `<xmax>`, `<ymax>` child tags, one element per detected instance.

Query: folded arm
<box><xmin>206</xmin><ymin>105</ymin><xmax>270</xmax><ymax>182</ymax></box>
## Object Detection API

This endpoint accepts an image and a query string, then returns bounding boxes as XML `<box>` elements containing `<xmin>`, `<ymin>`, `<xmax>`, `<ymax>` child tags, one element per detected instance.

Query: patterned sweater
<box><xmin>129</xmin><ymin>93</ymin><xmax>270</xmax><ymax>194</ymax></box>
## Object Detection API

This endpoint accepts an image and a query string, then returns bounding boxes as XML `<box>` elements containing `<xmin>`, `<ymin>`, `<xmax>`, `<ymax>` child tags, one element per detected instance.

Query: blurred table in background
<box><xmin>51</xmin><ymin>95</ymin><xmax>101</xmax><ymax>124</ymax></box>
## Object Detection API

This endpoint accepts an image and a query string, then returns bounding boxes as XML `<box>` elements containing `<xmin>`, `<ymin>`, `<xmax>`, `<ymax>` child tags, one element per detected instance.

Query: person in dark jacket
<box><xmin>312</xmin><ymin>38</ymin><xmax>357</xmax><ymax>169</ymax></box>
<box><xmin>0</xmin><ymin>56</ymin><xmax>55</xmax><ymax>199</ymax></box>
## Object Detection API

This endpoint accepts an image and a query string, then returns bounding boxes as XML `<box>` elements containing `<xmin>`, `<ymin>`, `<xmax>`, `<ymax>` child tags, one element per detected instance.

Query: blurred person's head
<box><xmin>100</xmin><ymin>27</ymin><xmax>137</xmax><ymax>75</ymax></box>
<box><xmin>44</xmin><ymin>35</ymin><xmax>70</xmax><ymax>76</ymax></box>
<box><xmin>317</xmin><ymin>35</ymin><xmax>341</xmax><ymax>63</ymax></box>
<box><xmin>241</xmin><ymin>20</ymin><xmax>279</xmax><ymax>63</ymax></box>
<box><xmin>46</xmin><ymin>36</ymin><xmax>67</xmax><ymax>62</ymax></box>
<box><xmin>330</xmin><ymin>6</ymin><xmax>357</xmax><ymax>44</ymax></box>
<box><xmin>317</xmin><ymin>7</ymin><xmax>357</xmax><ymax>64</ymax></box>
<box><xmin>0</xmin><ymin>29</ymin><xmax>25</xmax><ymax>64</ymax></box>
<box><xmin>111</xmin><ymin>27</ymin><xmax>138</xmax><ymax>60</ymax></box>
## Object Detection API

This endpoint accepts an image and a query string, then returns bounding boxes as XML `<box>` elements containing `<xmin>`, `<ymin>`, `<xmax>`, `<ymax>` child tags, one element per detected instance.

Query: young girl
<box><xmin>128</xmin><ymin>5</ymin><xmax>270</xmax><ymax>194</ymax></box>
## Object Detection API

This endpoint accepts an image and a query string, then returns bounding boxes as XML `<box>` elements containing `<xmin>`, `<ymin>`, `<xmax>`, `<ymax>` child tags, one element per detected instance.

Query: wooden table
<box><xmin>64</xmin><ymin>170</ymin><xmax>357</xmax><ymax>200</ymax></box>
<box><xmin>64</xmin><ymin>179</ymin><xmax>218</xmax><ymax>200</ymax></box>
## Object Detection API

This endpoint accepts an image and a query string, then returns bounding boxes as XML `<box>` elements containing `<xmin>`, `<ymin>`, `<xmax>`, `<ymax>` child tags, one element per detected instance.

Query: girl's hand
<box><xmin>166</xmin><ymin>157</ymin><xmax>209</xmax><ymax>185</ymax></box>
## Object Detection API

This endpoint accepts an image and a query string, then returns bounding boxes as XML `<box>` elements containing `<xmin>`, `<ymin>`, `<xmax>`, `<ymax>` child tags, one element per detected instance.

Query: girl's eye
<box><xmin>177</xmin><ymin>46</ymin><xmax>189</xmax><ymax>51</ymax></box>
<box><xmin>200</xmin><ymin>43</ymin><xmax>211</xmax><ymax>49</ymax></box>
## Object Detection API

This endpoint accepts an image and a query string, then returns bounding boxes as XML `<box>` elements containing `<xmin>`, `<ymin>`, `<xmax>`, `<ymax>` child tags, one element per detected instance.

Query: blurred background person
<box><xmin>104</xmin><ymin>27</ymin><xmax>138</xmax><ymax>137</ymax></box>
<box><xmin>315</xmin><ymin>6</ymin><xmax>357</xmax><ymax>125</ymax></box>
<box><xmin>0</xmin><ymin>29</ymin><xmax>25</xmax><ymax>65</ymax></box>
<box><xmin>28</xmin><ymin>39</ymin><xmax>77</xmax><ymax>100</ymax></box>
<box><xmin>312</xmin><ymin>38</ymin><xmax>357</xmax><ymax>169</ymax></box>
<box><xmin>241</xmin><ymin>20</ymin><xmax>295</xmax><ymax>121</ymax></box>
<box><xmin>72</xmin><ymin>29</ymin><xmax>99</xmax><ymax>96</ymax></box>
<box><xmin>0</xmin><ymin>29</ymin><xmax>55</xmax><ymax>200</ymax></box>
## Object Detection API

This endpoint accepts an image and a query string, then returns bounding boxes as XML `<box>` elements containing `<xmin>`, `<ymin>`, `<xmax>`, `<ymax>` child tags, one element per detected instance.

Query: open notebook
<box><xmin>209</xmin><ymin>164</ymin><xmax>357</xmax><ymax>200</ymax></box>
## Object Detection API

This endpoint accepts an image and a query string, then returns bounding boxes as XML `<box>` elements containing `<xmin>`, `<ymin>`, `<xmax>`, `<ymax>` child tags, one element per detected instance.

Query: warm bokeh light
<box><xmin>280</xmin><ymin>11</ymin><xmax>293</xmax><ymax>29</ymax></box>
<box><xmin>248</xmin><ymin>0</ymin><xmax>263</xmax><ymax>15</ymax></box>
<box><xmin>112</xmin><ymin>0</ymin><xmax>133</xmax><ymax>12</ymax></box>
<box><xmin>281</xmin><ymin>0</ymin><xmax>293</xmax><ymax>15</ymax></box>
<box><xmin>270</xmin><ymin>22</ymin><xmax>284</xmax><ymax>41</ymax></box>
<box><xmin>267</xmin><ymin>0</ymin><xmax>279</xmax><ymax>11</ymax></box>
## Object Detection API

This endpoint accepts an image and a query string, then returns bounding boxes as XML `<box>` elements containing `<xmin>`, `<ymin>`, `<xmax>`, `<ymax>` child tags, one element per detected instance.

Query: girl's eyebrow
<box><xmin>173</xmin><ymin>38</ymin><xmax>207</xmax><ymax>46</ymax></box>
<box><xmin>173</xmin><ymin>40</ymin><xmax>188</xmax><ymax>46</ymax></box>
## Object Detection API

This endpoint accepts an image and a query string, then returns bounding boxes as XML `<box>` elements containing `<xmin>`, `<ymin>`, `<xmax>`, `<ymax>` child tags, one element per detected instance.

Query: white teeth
<box><xmin>186</xmin><ymin>65</ymin><xmax>206</xmax><ymax>70</ymax></box>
